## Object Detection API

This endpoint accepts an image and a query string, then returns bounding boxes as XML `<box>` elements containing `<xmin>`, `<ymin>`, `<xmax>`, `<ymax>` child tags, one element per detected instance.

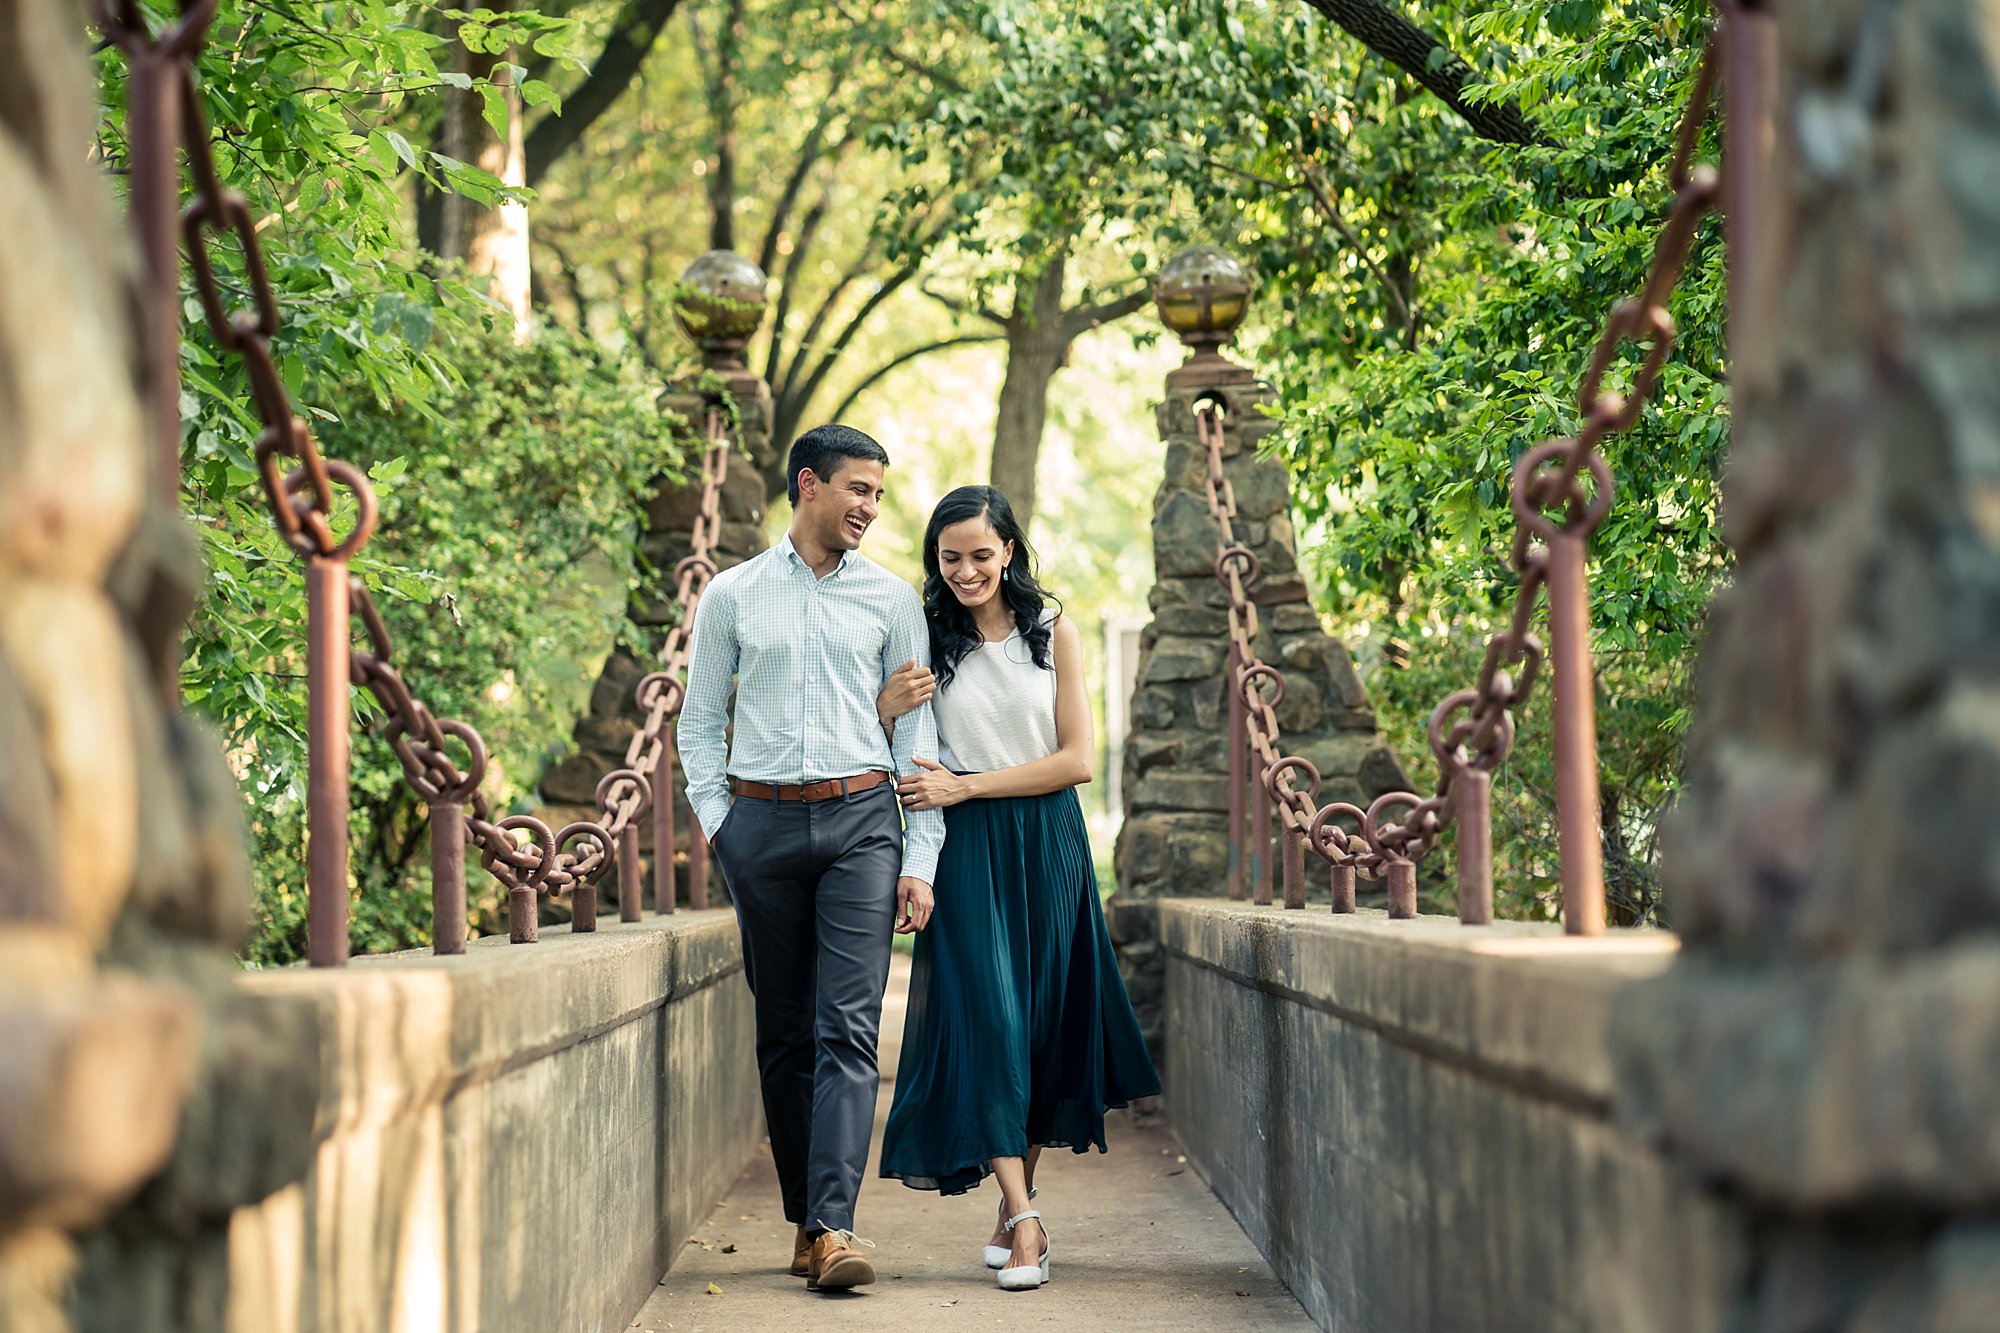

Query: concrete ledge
<box><xmin>1162</xmin><ymin>901</ymin><xmax>1679</xmax><ymax>1110</ymax></box>
<box><xmin>224</xmin><ymin>912</ymin><xmax>759</xmax><ymax>1333</ymax></box>
<box><xmin>1162</xmin><ymin>899</ymin><xmax>1743</xmax><ymax>1333</ymax></box>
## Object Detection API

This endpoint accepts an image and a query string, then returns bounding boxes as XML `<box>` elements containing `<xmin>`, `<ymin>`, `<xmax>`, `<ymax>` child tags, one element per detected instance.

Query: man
<box><xmin>678</xmin><ymin>422</ymin><xmax>943</xmax><ymax>1292</ymax></box>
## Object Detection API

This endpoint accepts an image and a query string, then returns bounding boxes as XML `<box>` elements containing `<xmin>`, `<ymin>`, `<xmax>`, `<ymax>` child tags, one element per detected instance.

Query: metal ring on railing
<box><xmin>1238</xmin><ymin>662</ymin><xmax>1285</xmax><ymax>709</ymax></box>
<box><xmin>1511</xmin><ymin>440</ymin><xmax>1615</xmax><ymax>543</ymax></box>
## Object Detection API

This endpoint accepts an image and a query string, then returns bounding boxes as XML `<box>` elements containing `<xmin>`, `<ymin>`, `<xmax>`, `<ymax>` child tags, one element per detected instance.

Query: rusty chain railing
<box><xmin>602</xmin><ymin>411</ymin><xmax>732</xmax><ymax>924</ymax></box>
<box><xmin>1211</xmin><ymin>7</ymin><xmax>1762</xmax><ymax>934</ymax></box>
<box><xmin>104</xmin><ymin>0</ymin><xmax>731</xmax><ymax>964</ymax></box>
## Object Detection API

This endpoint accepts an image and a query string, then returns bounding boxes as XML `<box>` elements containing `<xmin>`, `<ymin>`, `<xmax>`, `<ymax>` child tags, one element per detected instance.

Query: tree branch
<box><xmin>1200</xmin><ymin>153</ymin><xmax>1416</xmax><ymax>333</ymax></box>
<box><xmin>764</xmin><ymin>190</ymin><xmax>833</xmax><ymax>385</ymax></box>
<box><xmin>693</xmin><ymin>0</ymin><xmax>745</xmax><ymax>252</ymax></box>
<box><xmin>754</xmin><ymin>83</ymin><xmax>854</xmax><ymax>278</ymax></box>
<box><xmin>1060</xmin><ymin>285</ymin><xmax>1151</xmax><ymax>341</ymax></box>
<box><xmin>775</xmin><ymin>229</ymin><xmax>880</xmax><ymax>405</ymax></box>
<box><xmin>1300</xmin><ymin>161</ymin><xmax>1417</xmax><ymax>333</ymax></box>
<box><xmin>825</xmin><ymin>335</ymin><xmax>1006</xmax><ymax>422</ymax></box>
<box><xmin>920</xmin><ymin>282</ymin><xmax>1005</xmax><ymax>328</ymax></box>
<box><xmin>785</xmin><ymin>212</ymin><xmax>956</xmax><ymax>416</ymax></box>
<box><xmin>524</xmin><ymin>0</ymin><xmax>686</xmax><ymax>186</ymax></box>
<box><xmin>825</xmin><ymin>0</ymin><xmax>967</xmax><ymax>93</ymax></box>
<box><xmin>1298</xmin><ymin>0</ymin><xmax>1549</xmax><ymax>146</ymax></box>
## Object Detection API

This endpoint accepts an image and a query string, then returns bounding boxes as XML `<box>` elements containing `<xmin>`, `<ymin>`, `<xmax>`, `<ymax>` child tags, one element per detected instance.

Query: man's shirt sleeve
<box><xmin>884</xmin><ymin>584</ymin><xmax>944</xmax><ymax>884</ymax></box>
<box><xmin>678</xmin><ymin>578</ymin><xmax>737</xmax><ymax>840</ymax></box>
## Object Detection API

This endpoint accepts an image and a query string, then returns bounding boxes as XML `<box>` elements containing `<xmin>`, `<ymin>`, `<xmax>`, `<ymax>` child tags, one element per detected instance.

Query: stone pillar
<box><xmin>538</xmin><ymin>253</ymin><xmax>775</xmax><ymax>910</ymax></box>
<box><xmin>1111</xmin><ymin>248</ymin><xmax>1409</xmax><ymax>1048</ymax></box>
<box><xmin>1614</xmin><ymin>6</ymin><xmax>2000</xmax><ymax>1326</ymax></box>
<box><xmin>2</xmin><ymin>7</ymin><xmax>318</xmax><ymax>1329</ymax></box>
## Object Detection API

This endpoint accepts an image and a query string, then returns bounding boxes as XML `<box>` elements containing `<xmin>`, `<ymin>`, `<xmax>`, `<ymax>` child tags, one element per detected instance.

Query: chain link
<box><xmin>595</xmin><ymin>409</ymin><xmax>733</xmax><ymax>842</ymax></box>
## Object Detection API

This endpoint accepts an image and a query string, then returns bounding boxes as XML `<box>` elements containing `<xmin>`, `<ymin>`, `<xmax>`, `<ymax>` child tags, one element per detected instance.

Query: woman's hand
<box><xmin>898</xmin><ymin>756</ymin><xmax>971</xmax><ymax>811</ymax></box>
<box><xmin>877</xmin><ymin>659</ymin><xmax>936</xmax><ymax>728</ymax></box>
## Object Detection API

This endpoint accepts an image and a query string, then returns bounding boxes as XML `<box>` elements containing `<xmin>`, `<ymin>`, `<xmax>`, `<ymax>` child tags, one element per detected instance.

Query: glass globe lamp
<box><xmin>1154</xmin><ymin>246</ymin><xmax>1253</xmax><ymax>387</ymax></box>
<box><xmin>672</xmin><ymin>251</ymin><xmax>769</xmax><ymax>372</ymax></box>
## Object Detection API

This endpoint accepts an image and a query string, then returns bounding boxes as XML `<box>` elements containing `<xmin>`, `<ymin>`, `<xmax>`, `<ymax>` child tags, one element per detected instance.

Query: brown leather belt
<box><xmin>729</xmin><ymin>770</ymin><xmax>893</xmax><ymax>803</ymax></box>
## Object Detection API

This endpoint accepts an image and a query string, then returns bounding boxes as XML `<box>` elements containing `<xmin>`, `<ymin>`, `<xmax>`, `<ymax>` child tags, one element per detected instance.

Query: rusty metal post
<box><xmin>1226</xmin><ymin>644</ymin><xmax>1247</xmax><ymax>901</ymax></box>
<box><xmin>572</xmin><ymin>874</ymin><xmax>597</xmax><ymax>933</ymax></box>
<box><xmin>1455</xmin><ymin>769</ymin><xmax>1494</xmax><ymax>925</ymax></box>
<box><xmin>127</xmin><ymin>50</ymin><xmax>184</xmax><ymax>500</ymax></box>
<box><xmin>1723</xmin><ymin>1</ymin><xmax>1779</xmax><ymax>356</ymax></box>
<box><xmin>655</xmin><ymin>744</ymin><xmax>677</xmax><ymax>915</ymax></box>
<box><xmin>1330</xmin><ymin>863</ymin><xmax>1356</xmax><ymax>914</ymax></box>
<box><xmin>1546</xmin><ymin>530</ymin><xmax>1606</xmax><ymax>935</ymax></box>
<box><xmin>1251</xmin><ymin>764</ymin><xmax>1272</xmax><ymax>907</ymax></box>
<box><xmin>509</xmin><ymin>885</ymin><xmax>537</xmax><ymax>943</ymax></box>
<box><xmin>431</xmin><ymin>801</ymin><xmax>466</xmax><ymax>955</ymax></box>
<box><xmin>618</xmin><ymin>824</ymin><xmax>641</xmax><ymax>922</ymax></box>
<box><xmin>689</xmin><ymin>819</ymin><xmax>710</xmax><ymax>910</ymax></box>
<box><xmin>1281</xmin><ymin>825</ymin><xmax>1305</xmax><ymax>910</ymax></box>
<box><xmin>305</xmin><ymin>557</ymin><xmax>350</xmax><ymax>967</ymax></box>
<box><xmin>1386</xmin><ymin>858</ymin><xmax>1417</xmax><ymax>920</ymax></box>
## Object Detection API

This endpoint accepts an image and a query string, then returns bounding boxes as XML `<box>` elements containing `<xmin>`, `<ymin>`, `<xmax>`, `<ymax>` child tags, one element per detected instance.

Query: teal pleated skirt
<box><xmin>879</xmin><ymin>787</ymin><xmax>1161</xmax><ymax>1195</ymax></box>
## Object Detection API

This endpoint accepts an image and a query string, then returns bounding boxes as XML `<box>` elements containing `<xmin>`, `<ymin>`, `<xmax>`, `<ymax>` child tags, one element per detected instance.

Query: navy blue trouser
<box><xmin>709</xmin><ymin>779</ymin><xmax>901</xmax><ymax>1236</ymax></box>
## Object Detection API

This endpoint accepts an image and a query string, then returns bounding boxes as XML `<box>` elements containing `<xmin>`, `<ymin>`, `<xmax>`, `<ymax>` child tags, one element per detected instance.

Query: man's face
<box><xmin>799</xmin><ymin>456</ymin><xmax>885</xmax><ymax>551</ymax></box>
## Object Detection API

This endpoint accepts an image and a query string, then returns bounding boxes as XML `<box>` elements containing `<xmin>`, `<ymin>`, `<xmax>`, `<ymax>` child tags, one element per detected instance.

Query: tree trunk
<box><xmin>989</xmin><ymin>256</ymin><xmax>1072</xmax><ymax>532</ymax></box>
<box><xmin>694</xmin><ymin>0</ymin><xmax>744</xmax><ymax>254</ymax></box>
<box><xmin>439</xmin><ymin>9</ymin><xmax>531</xmax><ymax>328</ymax></box>
<box><xmin>1299</xmin><ymin>0</ymin><xmax>1548</xmax><ymax>146</ymax></box>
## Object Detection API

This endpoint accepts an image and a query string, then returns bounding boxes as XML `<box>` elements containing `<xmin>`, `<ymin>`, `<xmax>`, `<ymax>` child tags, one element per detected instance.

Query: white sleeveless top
<box><xmin>933</xmin><ymin>611</ymin><xmax>1060</xmax><ymax>773</ymax></box>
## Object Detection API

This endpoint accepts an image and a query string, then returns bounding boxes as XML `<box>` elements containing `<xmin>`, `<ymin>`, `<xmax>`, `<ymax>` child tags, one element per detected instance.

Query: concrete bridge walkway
<box><xmin>635</xmin><ymin>953</ymin><xmax>1312</xmax><ymax>1331</ymax></box>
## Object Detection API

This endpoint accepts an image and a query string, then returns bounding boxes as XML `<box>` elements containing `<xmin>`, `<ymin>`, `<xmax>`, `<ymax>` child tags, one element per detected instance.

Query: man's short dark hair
<box><xmin>788</xmin><ymin>424</ymin><xmax>890</xmax><ymax>506</ymax></box>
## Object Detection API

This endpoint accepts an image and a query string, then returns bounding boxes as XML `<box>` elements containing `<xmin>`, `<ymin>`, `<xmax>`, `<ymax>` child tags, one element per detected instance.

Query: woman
<box><xmin>875</xmin><ymin>485</ymin><xmax>1160</xmax><ymax>1293</ymax></box>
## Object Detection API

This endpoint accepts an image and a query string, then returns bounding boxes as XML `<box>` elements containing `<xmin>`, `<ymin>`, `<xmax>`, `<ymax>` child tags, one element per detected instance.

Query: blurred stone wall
<box><xmin>1614</xmin><ymin>4</ymin><xmax>2000</xmax><ymax>1327</ymax></box>
<box><xmin>1111</xmin><ymin>361</ymin><xmax>1410</xmax><ymax>1049</ymax></box>
<box><xmin>0</xmin><ymin>5</ymin><xmax>318</xmax><ymax>1330</ymax></box>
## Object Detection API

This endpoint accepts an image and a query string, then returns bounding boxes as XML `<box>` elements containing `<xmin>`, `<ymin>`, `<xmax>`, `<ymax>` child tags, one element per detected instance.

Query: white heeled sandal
<box><xmin>995</xmin><ymin>1210</ymin><xmax>1050</xmax><ymax>1291</ymax></box>
<box><xmin>982</xmin><ymin>1187</ymin><xmax>1034</xmax><ymax>1269</ymax></box>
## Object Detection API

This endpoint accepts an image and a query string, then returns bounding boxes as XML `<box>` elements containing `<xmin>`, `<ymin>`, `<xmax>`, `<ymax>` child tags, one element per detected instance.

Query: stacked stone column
<box><xmin>1111</xmin><ymin>250</ymin><xmax>1410</xmax><ymax>1047</ymax></box>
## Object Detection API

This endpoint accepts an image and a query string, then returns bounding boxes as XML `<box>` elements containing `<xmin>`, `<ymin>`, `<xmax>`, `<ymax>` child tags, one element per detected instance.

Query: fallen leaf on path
<box><xmin>1236</xmin><ymin>1290</ymin><xmax>1250</xmax><ymax>1297</ymax></box>
<box><xmin>706</xmin><ymin>1283</ymin><xmax>724</xmax><ymax>1296</ymax></box>
<box><xmin>720</xmin><ymin>1243</ymin><xmax>736</xmax><ymax>1254</ymax></box>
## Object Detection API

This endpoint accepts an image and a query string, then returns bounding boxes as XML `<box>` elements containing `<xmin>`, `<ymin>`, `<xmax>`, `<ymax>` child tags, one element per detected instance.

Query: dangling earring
<box><xmin>1002</xmin><ymin>568</ymin><xmax>1010</xmax><ymax>582</ymax></box>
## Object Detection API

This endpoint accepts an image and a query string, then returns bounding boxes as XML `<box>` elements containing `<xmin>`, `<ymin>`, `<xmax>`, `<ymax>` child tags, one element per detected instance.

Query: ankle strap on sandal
<box><xmin>1002</xmin><ymin>1209</ymin><xmax>1041</xmax><ymax>1232</ymax></box>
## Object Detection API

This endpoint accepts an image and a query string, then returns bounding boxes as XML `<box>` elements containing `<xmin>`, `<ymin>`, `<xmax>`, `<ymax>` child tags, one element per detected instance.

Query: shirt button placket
<box><xmin>803</xmin><ymin>579</ymin><xmax>818</xmax><ymax>779</ymax></box>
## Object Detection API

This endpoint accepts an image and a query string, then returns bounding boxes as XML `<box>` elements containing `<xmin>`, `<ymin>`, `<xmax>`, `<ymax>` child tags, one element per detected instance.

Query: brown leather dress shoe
<box><xmin>791</xmin><ymin>1225</ymin><xmax>810</xmax><ymax>1276</ymax></box>
<box><xmin>806</xmin><ymin>1228</ymin><xmax>877</xmax><ymax>1291</ymax></box>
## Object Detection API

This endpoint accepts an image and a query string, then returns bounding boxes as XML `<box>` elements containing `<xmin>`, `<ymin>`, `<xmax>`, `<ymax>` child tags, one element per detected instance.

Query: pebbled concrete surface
<box><xmin>632</xmin><ymin>953</ymin><xmax>1312</xmax><ymax>1331</ymax></box>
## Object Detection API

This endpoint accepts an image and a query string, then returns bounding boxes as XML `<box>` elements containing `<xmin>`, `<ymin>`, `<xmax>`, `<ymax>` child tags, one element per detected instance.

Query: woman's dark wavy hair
<box><xmin>922</xmin><ymin>485</ymin><xmax>1058</xmax><ymax>689</ymax></box>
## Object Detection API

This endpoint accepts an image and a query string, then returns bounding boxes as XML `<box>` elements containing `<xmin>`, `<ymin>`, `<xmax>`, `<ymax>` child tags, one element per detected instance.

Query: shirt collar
<box><xmin>778</xmin><ymin>533</ymin><xmax>853</xmax><ymax>578</ymax></box>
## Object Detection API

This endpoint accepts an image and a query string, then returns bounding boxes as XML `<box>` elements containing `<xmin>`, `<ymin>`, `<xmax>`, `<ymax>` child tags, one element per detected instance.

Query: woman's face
<box><xmin>935</xmin><ymin>515</ymin><xmax>1014</xmax><ymax>611</ymax></box>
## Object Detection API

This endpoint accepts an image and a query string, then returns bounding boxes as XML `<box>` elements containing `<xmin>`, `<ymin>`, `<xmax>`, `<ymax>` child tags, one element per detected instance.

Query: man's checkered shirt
<box><xmin>678</xmin><ymin>534</ymin><xmax>944</xmax><ymax>884</ymax></box>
